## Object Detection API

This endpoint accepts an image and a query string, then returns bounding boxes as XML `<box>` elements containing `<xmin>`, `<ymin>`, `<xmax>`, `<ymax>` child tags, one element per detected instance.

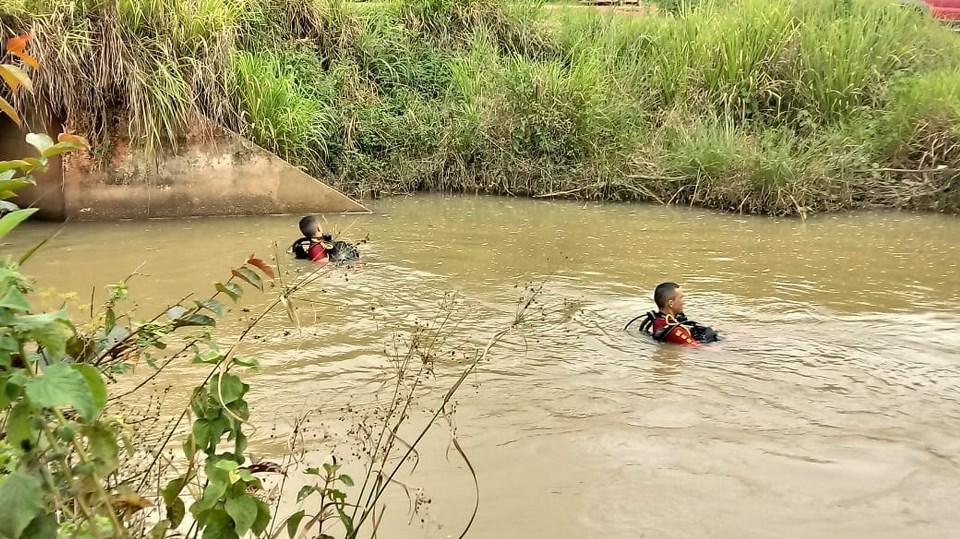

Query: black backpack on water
<box><xmin>290</xmin><ymin>235</ymin><xmax>360</xmax><ymax>264</ymax></box>
<box><xmin>627</xmin><ymin>311</ymin><xmax>719</xmax><ymax>344</ymax></box>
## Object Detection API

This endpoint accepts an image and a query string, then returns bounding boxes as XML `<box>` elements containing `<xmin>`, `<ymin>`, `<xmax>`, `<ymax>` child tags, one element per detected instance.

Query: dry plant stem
<box><xmin>136</xmin><ymin>261</ymin><xmax>335</xmax><ymax>492</ymax></box>
<box><xmin>350</xmin><ymin>307</ymin><xmax>529</xmax><ymax>537</ymax></box>
<box><xmin>353</xmin><ymin>307</ymin><xmax>455</xmax><ymax>523</ymax></box>
<box><xmin>94</xmin><ymin>292</ymin><xmax>194</xmax><ymax>367</ymax></box>
<box><xmin>53</xmin><ymin>408</ymin><xmax>130</xmax><ymax>537</ymax></box>
<box><xmin>39</xmin><ymin>423</ymin><xmax>104</xmax><ymax>539</ymax></box>
<box><xmin>108</xmin><ymin>338</ymin><xmax>201</xmax><ymax>402</ymax></box>
<box><xmin>265</xmin><ymin>415</ymin><xmax>308</xmax><ymax>538</ymax></box>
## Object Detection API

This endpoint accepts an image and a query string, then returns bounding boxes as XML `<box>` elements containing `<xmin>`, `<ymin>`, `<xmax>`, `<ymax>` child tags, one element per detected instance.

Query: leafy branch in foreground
<box><xmin>1</xmin><ymin>30</ymin><xmax>543</xmax><ymax>539</ymax></box>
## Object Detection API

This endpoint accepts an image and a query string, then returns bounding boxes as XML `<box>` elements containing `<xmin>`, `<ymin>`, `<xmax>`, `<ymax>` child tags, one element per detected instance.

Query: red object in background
<box><xmin>925</xmin><ymin>0</ymin><xmax>960</xmax><ymax>21</ymax></box>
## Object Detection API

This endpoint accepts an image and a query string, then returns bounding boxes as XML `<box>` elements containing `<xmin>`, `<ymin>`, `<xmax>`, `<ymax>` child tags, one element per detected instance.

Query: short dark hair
<box><xmin>299</xmin><ymin>215</ymin><xmax>320</xmax><ymax>237</ymax></box>
<box><xmin>654</xmin><ymin>282</ymin><xmax>680</xmax><ymax>310</ymax></box>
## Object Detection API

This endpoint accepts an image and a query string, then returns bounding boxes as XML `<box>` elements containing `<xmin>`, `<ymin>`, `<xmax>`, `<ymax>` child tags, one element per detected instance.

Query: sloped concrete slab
<box><xmin>4</xmin><ymin>118</ymin><xmax>368</xmax><ymax>221</ymax></box>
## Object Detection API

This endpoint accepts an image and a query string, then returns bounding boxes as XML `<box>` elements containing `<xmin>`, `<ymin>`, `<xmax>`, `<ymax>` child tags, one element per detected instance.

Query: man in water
<box><xmin>291</xmin><ymin>215</ymin><xmax>330</xmax><ymax>262</ymax></box>
<box><xmin>637</xmin><ymin>282</ymin><xmax>718</xmax><ymax>346</ymax></box>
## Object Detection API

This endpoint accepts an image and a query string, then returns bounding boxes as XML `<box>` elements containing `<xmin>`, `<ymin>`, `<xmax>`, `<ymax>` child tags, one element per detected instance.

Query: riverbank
<box><xmin>3</xmin><ymin>0</ymin><xmax>960</xmax><ymax>216</ymax></box>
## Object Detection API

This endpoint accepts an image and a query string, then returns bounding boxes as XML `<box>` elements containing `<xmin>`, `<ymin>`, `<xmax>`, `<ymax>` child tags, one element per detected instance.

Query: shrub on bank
<box><xmin>3</xmin><ymin>0</ymin><xmax>960</xmax><ymax>215</ymax></box>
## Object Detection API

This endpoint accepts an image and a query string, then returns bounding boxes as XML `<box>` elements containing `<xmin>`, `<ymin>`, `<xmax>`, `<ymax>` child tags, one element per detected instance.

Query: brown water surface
<box><xmin>5</xmin><ymin>195</ymin><xmax>960</xmax><ymax>539</ymax></box>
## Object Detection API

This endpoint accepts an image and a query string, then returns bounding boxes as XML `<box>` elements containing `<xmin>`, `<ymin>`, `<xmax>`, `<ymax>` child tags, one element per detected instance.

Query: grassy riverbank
<box><xmin>3</xmin><ymin>0</ymin><xmax>960</xmax><ymax>215</ymax></box>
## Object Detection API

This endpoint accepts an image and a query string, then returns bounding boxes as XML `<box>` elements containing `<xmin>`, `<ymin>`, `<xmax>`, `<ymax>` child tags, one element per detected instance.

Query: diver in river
<box><xmin>290</xmin><ymin>215</ymin><xmax>360</xmax><ymax>264</ymax></box>
<box><xmin>625</xmin><ymin>282</ymin><xmax>719</xmax><ymax>346</ymax></box>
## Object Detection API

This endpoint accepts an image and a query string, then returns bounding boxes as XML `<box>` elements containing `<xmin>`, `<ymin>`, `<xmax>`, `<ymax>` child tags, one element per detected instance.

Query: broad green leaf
<box><xmin>173</xmin><ymin>313</ymin><xmax>216</xmax><ymax>328</ymax></box>
<box><xmin>5</xmin><ymin>370</ymin><xmax>25</xmax><ymax>395</ymax></box>
<box><xmin>191</xmin><ymin>388</ymin><xmax>210</xmax><ymax>417</ymax></box>
<box><xmin>0</xmin><ymin>375</ymin><xmax>9</xmax><ymax>408</ymax></box>
<box><xmin>0</xmin><ymin>96</ymin><xmax>20</xmax><ymax>126</ymax></box>
<box><xmin>211</xmin><ymin>373</ymin><xmax>245</xmax><ymax>405</ymax></box>
<box><xmin>208</xmin><ymin>415</ymin><xmax>231</xmax><ymax>448</ymax></box>
<box><xmin>191</xmin><ymin>479</ymin><xmax>227</xmax><ymax>514</ymax></box>
<box><xmin>13</xmin><ymin>309</ymin><xmax>73</xmax><ymax>359</ymax></box>
<box><xmin>85</xmin><ymin>424</ymin><xmax>119</xmax><ymax>475</ymax></box>
<box><xmin>337</xmin><ymin>506</ymin><xmax>356</xmax><ymax>536</ymax></box>
<box><xmin>182</xmin><ymin>435</ymin><xmax>197</xmax><ymax>460</ymax></box>
<box><xmin>0</xmin><ymin>335</ymin><xmax>17</xmax><ymax>369</ymax></box>
<box><xmin>252</xmin><ymin>499</ymin><xmax>271</xmax><ymax>535</ymax></box>
<box><xmin>0</xmin><ymin>64</ymin><xmax>33</xmax><ymax>93</ymax></box>
<box><xmin>0</xmin><ymin>285</ymin><xmax>30</xmax><ymax>311</ymax></box>
<box><xmin>192</xmin><ymin>418</ymin><xmax>212</xmax><ymax>451</ymax></box>
<box><xmin>339</xmin><ymin>474</ymin><xmax>354</xmax><ymax>487</ymax></box>
<box><xmin>0</xmin><ymin>160</ymin><xmax>32</xmax><ymax>173</ymax></box>
<box><xmin>285</xmin><ymin>510</ymin><xmax>306</xmax><ymax>539</ymax></box>
<box><xmin>214</xmin><ymin>459</ymin><xmax>239</xmax><ymax>474</ymax></box>
<box><xmin>205</xmin><ymin>456</ymin><xmax>233</xmax><ymax>485</ymax></box>
<box><xmin>200</xmin><ymin>511</ymin><xmax>239</xmax><ymax>539</ymax></box>
<box><xmin>5</xmin><ymin>400</ymin><xmax>36</xmax><ymax>452</ymax></box>
<box><xmin>225</xmin><ymin>495</ymin><xmax>257</xmax><ymax>536</ymax></box>
<box><xmin>234</xmin><ymin>430</ymin><xmax>248</xmax><ymax>456</ymax></box>
<box><xmin>231</xmin><ymin>267</ymin><xmax>263</xmax><ymax>291</ymax></box>
<box><xmin>74</xmin><ymin>364</ymin><xmax>107</xmax><ymax>415</ymax></box>
<box><xmin>192</xmin><ymin>348</ymin><xmax>223</xmax><ymax>365</ymax></box>
<box><xmin>55</xmin><ymin>424</ymin><xmax>75</xmax><ymax>442</ymax></box>
<box><xmin>162</xmin><ymin>476</ymin><xmax>188</xmax><ymax>506</ymax></box>
<box><xmin>21</xmin><ymin>513</ymin><xmax>57</xmax><ymax>539</ymax></box>
<box><xmin>226</xmin><ymin>399</ymin><xmax>250</xmax><ymax>421</ymax></box>
<box><xmin>195</xmin><ymin>299</ymin><xmax>225</xmax><ymax>316</ymax></box>
<box><xmin>41</xmin><ymin>141</ymin><xmax>85</xmax><ymax>159</ymax></box>
<box><xmin>24</xmin><ymin>362</ymin><xmax>96</xmax><ymax>421</ymax></box>
<box><xmin>104</xmin><ymin>307</ymin><xmax>116</xmax><ymax>332</ymax></box>
<box><xmin>0</xmin><ymin>208</ymin><xmax>38</xmax><ymax>241</ymax></box>
<box><xmin>232</xmin><ymin>356</ymin><xmax>259</xmax><ymax>369</ymax></box>
<box><xmin>148</xmin><ymin>521</ymin><xmax>170</xmax><ymax>539</ymax></box>
<box><xmin>215</xmin><ymin>282</ymin><xmax>243</xmax><ymax>303</ymax></box>
<box><xmin>25</xmin><ymin>133</ymin><xmax>53</xmax><ymax>156</ymax></box>
<box><xmin>58</xmin><ymin>133</ymin><xmax>88</xmax><ymax>148</ymax></box>
<box><xmin>297</xmin><ymin>485</ymin><xmax>319</xmax><ymax>503</ymax></box>
<box><xmin>167</xmin><ymin>497</ymin><xmax>186</xmax><ymax>527</ymax></box>
<box><xmin>0</xmin><ymin>472</ymin><xmax>43</xmax><ymax>539</ymax></box>
<box><xmin>0</xmin><ymin>178</ymin><xmax>33</xmax><ymax>194</ymax></box>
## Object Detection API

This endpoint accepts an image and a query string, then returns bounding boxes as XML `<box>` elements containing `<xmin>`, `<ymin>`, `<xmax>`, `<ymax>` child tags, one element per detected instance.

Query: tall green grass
<box><xmin>3</xmin><ymin>0</ymin><xmax>959</xmax><ymax>214</ymax></box>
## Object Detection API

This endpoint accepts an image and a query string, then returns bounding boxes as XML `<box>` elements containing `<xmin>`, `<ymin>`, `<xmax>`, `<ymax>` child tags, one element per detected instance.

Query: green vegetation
<box><xmin>0</xmin><ymin>43</ymin><xmax>535</xmax><ymax>539</ymax></box>
<box><xmin>3</xmin><ymin>0</ymin><xmax>960</xmax><ymax>215</ymax></box>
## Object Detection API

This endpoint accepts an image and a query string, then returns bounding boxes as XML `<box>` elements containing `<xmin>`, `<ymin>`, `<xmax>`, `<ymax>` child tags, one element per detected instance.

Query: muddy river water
<box><xmin>5</xmin><ymin>195</ymin><xmax>960</xmax><ymax>539</ymax></box>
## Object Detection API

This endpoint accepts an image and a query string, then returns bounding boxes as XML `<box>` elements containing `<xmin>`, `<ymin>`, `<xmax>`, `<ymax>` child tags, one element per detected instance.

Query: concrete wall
<box><xmin>0</xmin><ymin>119</ymin><xmax>368</xmax><ymax>221</ymax></box>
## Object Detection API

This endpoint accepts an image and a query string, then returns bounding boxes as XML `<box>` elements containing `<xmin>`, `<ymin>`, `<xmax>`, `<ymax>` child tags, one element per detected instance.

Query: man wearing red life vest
<box><xmin>291</xmin><ymin>215</ymin><xmax>330</xmax><ymax>263</ymax></box>
<box><xmin>650</xmin><ymin>282</ymin><xmax>701</xmax><ymax>347</ymax></box>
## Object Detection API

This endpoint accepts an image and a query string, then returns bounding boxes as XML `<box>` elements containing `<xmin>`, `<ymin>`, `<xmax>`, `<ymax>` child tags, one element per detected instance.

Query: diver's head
<box><xmin>298</xmin><ymin>215</ymin><xmax>323</xmax><ymax>239</ymax></box>
<box><xmin>654</xmin><ymin>282</ymin><xmax>684</xmax><ymax>315</ymax></box>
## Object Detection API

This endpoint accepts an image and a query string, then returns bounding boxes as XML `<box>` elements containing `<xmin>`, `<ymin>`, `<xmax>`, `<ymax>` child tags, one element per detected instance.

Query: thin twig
<box><xmin>532</xmin><ymin>182</ymin><xmax>606</xmax><ymax>198</ymax></box>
